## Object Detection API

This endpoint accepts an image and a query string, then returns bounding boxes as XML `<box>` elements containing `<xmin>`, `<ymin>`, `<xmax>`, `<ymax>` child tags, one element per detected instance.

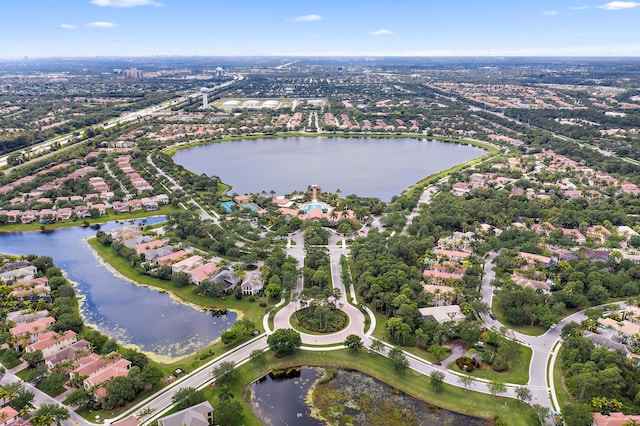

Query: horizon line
<box><xmin>3</xmin><ymin>54</ymin><xmax>640</xmax><ymax>61</ymax></box>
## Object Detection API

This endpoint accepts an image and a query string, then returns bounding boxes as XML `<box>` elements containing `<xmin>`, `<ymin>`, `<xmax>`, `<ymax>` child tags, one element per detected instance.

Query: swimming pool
<box><xmin>305</xmin><ymin>203</ymin><xmax>323</xmax><ymax>213</ymax></box>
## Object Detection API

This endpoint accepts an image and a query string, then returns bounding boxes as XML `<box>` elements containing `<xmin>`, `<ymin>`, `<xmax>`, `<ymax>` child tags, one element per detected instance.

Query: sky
<box><xmin>2</xmin><ymin>0</ymin><xmax>640</xmax><ymax>58</ymax></box>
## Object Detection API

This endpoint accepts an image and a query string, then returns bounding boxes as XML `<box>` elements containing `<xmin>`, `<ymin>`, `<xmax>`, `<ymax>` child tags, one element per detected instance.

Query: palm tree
<box><xmin>218</xmin><ymin>384</ymin><xmax>234</xmax><ymax>403</ymax></box>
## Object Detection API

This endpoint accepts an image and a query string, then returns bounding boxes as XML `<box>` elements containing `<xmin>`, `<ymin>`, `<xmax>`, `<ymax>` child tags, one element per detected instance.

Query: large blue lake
<box><xmin>0</xmin><ymin>218</ymin><xmax>236</xmax><ymax>361</ymax></box>
<box><xmin>173</xmin><ymin>137</ymin><xmax>485</xmax><ymax>201</ymax></box>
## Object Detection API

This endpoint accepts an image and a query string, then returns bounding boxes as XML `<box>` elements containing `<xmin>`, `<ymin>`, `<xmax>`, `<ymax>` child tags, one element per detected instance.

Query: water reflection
<box><xmin>247</xmin><ymin>367</ymin><xmax>490</xmax><ymax>426</ymax></box>
<box><xmin>174</xmin><ymin>137</ymin><xmax>485</xmax><ymax>202</ymax></box>
<box><xmin>0</xmin><ymin>218</ymin><xmax>236</xmax><ymax>360</ymax></box>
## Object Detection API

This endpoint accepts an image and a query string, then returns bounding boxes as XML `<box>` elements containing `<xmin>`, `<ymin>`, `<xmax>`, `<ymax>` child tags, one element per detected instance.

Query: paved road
<box><xmin>0</xmin><ymin>369</ymin><xmax>88</xmax><ymax>426</ymax></box>
<box><xmin>274</xmin><ymin>230</ymin><xmax>366</xmax><ymax>345</ymax></box>
<box><xmin>1</xmin><ymin>74</ymin><xmax>244</xmax><ymax>171</ymax></box>
<box><xmin>145</xmin><ymin>153</ymin><xmax>218</xmax><ymax>222</ymax></box>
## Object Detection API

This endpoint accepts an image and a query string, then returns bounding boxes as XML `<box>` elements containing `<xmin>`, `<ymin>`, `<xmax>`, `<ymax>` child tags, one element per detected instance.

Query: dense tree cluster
<box><xmin>561</xmin><ymin>324</ymin><xmax>640</xmax><ymax>414</ymax></box>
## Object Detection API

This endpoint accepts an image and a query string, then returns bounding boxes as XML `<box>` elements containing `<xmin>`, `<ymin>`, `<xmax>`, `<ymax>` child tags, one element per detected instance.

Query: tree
<box><xmin>3</xmin><ymin>381</ymin><xmax>34</xmax><ymax>412</ymax></box>
<box><xmin>428</xmin><ymin>344</ymin><xmax>446</xmax><ymax>360</ymax></box>
<box><xmin>532</xmin><ymin>404</ymin><xmax>550</xmax><ymax>425</ymax></box>
<box><xmin>369</xmin><ymin>339</ymin><xmax>385</xmax><ymax>353</ymax></box>
<box><xmin>211</xmin><ymin>361</ymin><xmax>237</xmax><ymax>384</ymax></box>
<box><xmin>264</xmin><ymin>283</ymin><xmax>282</xmax><ymax>300</ymax></box>
<box><xmin>140</xmin><ymin>364</ymin><xmax>163</xmax><ymax>387</ymax></box>
<box><xmin>172</xmin><ymin>387</ymin><xmax>206</xmax><ymax>411</ymax></box>
<box><xmin>64</xmin><ymin>389</ymin><xmax>93</xmax><ymax>408</ymax></box>
<box><xmin>104</xmin><ymin>376</ymin><xmax>136</xmax><ymax>409</ymax></box>
<box><xmin>218</xmin><ymin>384</ymin><xmax>234</xmax><ymax>403</ymax></box>
<box><xmin>488</xmin><ymin>379</ymin><xmax>507</xmax><ymax>398</ymax></box>
<box><xmin>515</xmin><ymin>386</ymin><xmax>532</xmax><ymax>405</ymax></box>
<box><xmin>23</xmin><ymin>350</ymin><xmax>44</xmax><ymax>368</ymax></box>
<box><xmin>215</xmin><ymin>399</ymin><xmax>244</xmax><ymax>426</ymax></box>
<box><xmin>389</xmin><ymin>347</ymin><xmax>409</xmax><ymax>374</ymax></box>
<box><xmin>429</xmin><ymin>371</ymin><xmax>445</xmax><ymax>392</ymax></box>
<box><xmin>458</xmin><ymin>374</ymin><xmax>475</xmax><ymax>391</ymax></box>
<box><xmin>249</xmin><ymin>349</ymin><xmax>266</xmax><ymax>364</ymax></box>
<box><xmin>30</xmin><ymin>404</ymin><xmax>69</xmax><ymax>426</ymax></box>
<box><xmin>344</xmin><ymin>334</ymin><xmax>363</xmax><ymax>353</ymax></box>
<box><xmin>562</xmin><ymin>403</ymin><xmax>593</xmax><ymax>426</ymax></box>
<box><xmin>267</xmin><ymin>329</ymin><xmax>302</xmax><ymax>355</ymax></box>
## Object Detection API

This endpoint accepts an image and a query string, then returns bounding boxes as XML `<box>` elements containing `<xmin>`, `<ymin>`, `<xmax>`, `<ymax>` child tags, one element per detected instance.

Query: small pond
<box><xmin>247</xmin><ymin>367</ymin><xmax>490</xmax><ymax>426</ymax></box>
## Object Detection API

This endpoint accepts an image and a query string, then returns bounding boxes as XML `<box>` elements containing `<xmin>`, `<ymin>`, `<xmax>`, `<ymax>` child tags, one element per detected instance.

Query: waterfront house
<box><xmin>158</xmin><ymin>401</ymin><xmax>214</xmax><ymax>426</ymax></box>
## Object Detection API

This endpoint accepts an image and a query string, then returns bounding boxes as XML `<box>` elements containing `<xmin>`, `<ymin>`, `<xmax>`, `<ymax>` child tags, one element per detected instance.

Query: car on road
<box><xmin>489</xmin><ymin>312</ymin><xmax>496</xmax><ymax>320</ymax></box>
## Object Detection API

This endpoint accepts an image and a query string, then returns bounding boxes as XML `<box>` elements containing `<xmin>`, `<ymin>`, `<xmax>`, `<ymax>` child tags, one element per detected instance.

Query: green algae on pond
<box><xmin>247</xmin><ymin>367</ymin><xmax>490</xmax><ymax>426</ymax></box>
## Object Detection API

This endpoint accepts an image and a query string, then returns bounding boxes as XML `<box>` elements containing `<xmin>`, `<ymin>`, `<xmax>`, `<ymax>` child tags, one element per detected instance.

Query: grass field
<box><xmin>448</xmin><ymin>344</ymin><xmax>532</xmax><ymax>385</ymax></box>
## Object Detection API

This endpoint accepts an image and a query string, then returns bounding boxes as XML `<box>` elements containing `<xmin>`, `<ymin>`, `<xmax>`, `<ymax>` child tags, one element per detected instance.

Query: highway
<box><xmin>0</xmin><ymin>74</ymin><xmax>244</xmax><ymax>170</ymax></box>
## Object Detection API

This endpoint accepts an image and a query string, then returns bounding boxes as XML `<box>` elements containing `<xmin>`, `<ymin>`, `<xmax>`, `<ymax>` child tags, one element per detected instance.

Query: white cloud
<box><xmin>543</xmin><ymin>10</ymin><xmax>558</xmax><ymax>15</ymax></box>
<box><xmin>598</xmin><ymin>1</ymin><xmax>640</xmax><ymax>10</ymax></box>
<box><xmin>370</xmin><ymin>29</ymin><xmax>393</xmax><ymax>35</ymax></box>
<box><xmin>86</xmin><ymin>21</ymin><xmax>118</xmax><ymax>28</ymax></box>
<box><xmin>60</xmin><ymin>24</ymin><xmax>77</xmax><ymax>30</ymax></box>
<box><xmin>290</xmin><ymin>14</ymin><xmax>323</xmax><ymax>22</ymax></box>
<box><xmin>90</xmin><ymin>0</ymin><xmax>162</xmax><ymax>7</ymax></box>
<box><xmin>570</xmin><ymin>5</ymin><xmax>591</xmax><ymax>10</ymax></box>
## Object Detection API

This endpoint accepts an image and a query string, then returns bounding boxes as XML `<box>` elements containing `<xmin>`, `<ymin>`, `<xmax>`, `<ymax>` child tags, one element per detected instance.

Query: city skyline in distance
<box><xmin>2</xmin><ymin>0</ymin><xmax>640</xmax><ymax>59</ymax></box>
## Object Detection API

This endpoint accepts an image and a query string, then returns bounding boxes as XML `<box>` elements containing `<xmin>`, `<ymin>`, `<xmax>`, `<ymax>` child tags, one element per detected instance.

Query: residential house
<box><xmin>422</xmin><ymin>270</ymin><xmax>464</xmax><ymax>283</ymax></box>
<box><xmin>6</xmin><ymin>309</ymin><xmax>50</xmax><ymax>326</ymax></box>
<box><xmin>586</xmin><ymin>226</ymin><xmax>612</xmax><ymax>243</ymax></box>
<box><xmin>418</xmin><ymin>305</ymin><xmax>466</xmax><ymax>324</ymax></box>
<box><xmin>583</xmin><ymin>331</ymin><xmax>630</xmax><ymax>356</ymax></box>
<box><xmin>25</xmin><ymin>330</ymin><xmax>77</xmax><ymax>357</ymax></box>
<box><xmin>56</xmin><ymin>208</ymin><xmax>73</xmax><ymax>221</ymax></box>
<box><xmin>20</xmin><ymin>210</ymin><xmax>38</xmax><ymax>223</ymax></box>
<box><xmin>562</xmin><ymin>228</ymin><xmax>587</xmax><ymax>244</ymax></box>
<box><xmin>186</xmin><ymin>262</ymin><xmax>220</xmax><ymax>285</ymax></box>
<box><xmin>135</xmin><ymin>239</ymin><xmax>165</xmax><ymax>255</ymax></box>
<box><xmin>421</xmin><ymin>284</ymin><xmax>455</xmax><ymax>306</ymax></box>
<box><xmin>593</xmin><ymin>412</ymin><xmax>640</xmax><ymax>426</ymax></box>
<box><xmin>141</xmin><ymin>197</ymin><xmax>158</xmax><ymax>210</ymax></box>
<box><xmin>518</xmin><ymin>252</ymin><xmax>554</xmax><ymax>267</ymax></box>
<box><xmin>154</xmin><ymin>194</ymin><xmax>170</xmax><ymax>205</ymax></box>
<box><xmin>44</xmin><ymin>339</ymin><xmax>91</xmax><ymax>370</ymax></box>
<box><xmin>432</xmin><ymin>249</ymin><xmax>471</xmax><ymax>261</ymax></box>
<box><xmin>83</xmin><ymin>358</ymin><xmax>132</xmax><ymax>390</ymax></box>
<box><xmin>9</xmin><ymin>316</ymin><xmax>56</xmax><ymax>344</ymax></box>
<box><xmin>211</xmin><ymin>270</ymin><xmax>240</xmax><ymax>292</ymax></box>
<box><xmin>0</xmin><ymin>266</ymin><xmax>37</xmax><ymax>282</ymax></box>
<box><xmin>144</xmin><ymin>246</ymin><xmax>175</xmax><ymax>264</ymax></box>
<box><xmin>171</xmin><ymin>255</ymin><xmax>204</xmax><ymax>274</ymax></box>
<box><xmin>157</xmin><ymin>401</ymin><xmax>214</xmax><ymax>426</ymax></box>
<box><xmin>511</xmin><ymin>275</ymin><xmax>551</xmax><ymax>294</ymax></box>
<box><xmin>597</xmin><ymin>317</ymin><xmax>640</xmax><ymax>344</ymax></box>
<box><xmin>122</xmin><ymin>235</ymin><xmax>153</xmax><ymax>249</ymax></box>
<box><xmin>584</xmin><ymin>248</ymin><xmax>610</xmax><ymax>263</ymax></box>
<box><xmin>157</xmin><ymin>250</ymin><xmax>190</xmax><ymax>267</ymax></box>
<box><xmin>0</xmin><ymin>407</ymin><xmax>19</xmax><ymax>426</ymax></box>
<box><xmin>234</xmin><ymin>195</ymin><xmax>250</xmax><ymax>204</ymax></box>
<box><xmin>241</xmin><ymin>270</ymin><xmax>263</xmax><ymax>296</ymax></box>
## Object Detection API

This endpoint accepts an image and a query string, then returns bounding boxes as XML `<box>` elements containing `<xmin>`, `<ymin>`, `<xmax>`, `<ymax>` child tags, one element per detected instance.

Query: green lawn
<box><xmin>448</xmin><ymin>344</ymin><xmax>532</xmax><ymax>385</ymax></box>
<box><xmin>212</xmin><ymin>348</ymin><xmax>538</xmax><ymax>426</ymax></box>
<box><xmin>553</xmin><ymin>348</ymin><xmax>574</xmax><ymax>411</ymax></box>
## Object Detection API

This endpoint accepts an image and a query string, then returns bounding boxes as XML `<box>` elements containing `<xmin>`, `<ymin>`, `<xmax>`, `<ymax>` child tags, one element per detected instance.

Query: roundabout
<box><xmin>269</xmin><ymin>227</ymin><xmax>375</xmax><ymax>346</ymax></box>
